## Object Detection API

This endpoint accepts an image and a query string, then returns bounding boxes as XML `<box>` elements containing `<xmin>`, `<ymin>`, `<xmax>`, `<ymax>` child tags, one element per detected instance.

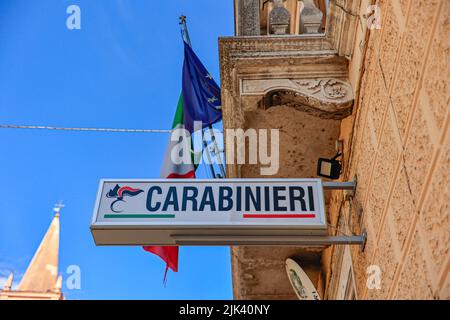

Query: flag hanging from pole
<box><xmin>143</xmin><ymin>40</ymin><xmax>222</xmax><ymax>283</ymax></box>
<box><xmin>159</xmin><ymin>95</ymin><xmax>196</xmax><ymax>179</ymax></box>
<box><xmin>182</xmin><ymin>40</ymin><xmax>222</xmax><ymax>133</ymax></box>
<box><xmin>143</xmin><ymin>95</ymin><xmax>192</xmax><ymax>284</ymax></box>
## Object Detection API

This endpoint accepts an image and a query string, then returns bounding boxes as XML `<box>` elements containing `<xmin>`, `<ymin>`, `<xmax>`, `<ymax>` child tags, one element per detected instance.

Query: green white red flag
<box><xmin>143</xmin><ymin>95</ymin><xmax>194</xmax><ymax>282</ymax></box>
<box><xmin>143</xmin><ymin>39</ymin><xmax>222</xmax><ymax>283</ymax></box>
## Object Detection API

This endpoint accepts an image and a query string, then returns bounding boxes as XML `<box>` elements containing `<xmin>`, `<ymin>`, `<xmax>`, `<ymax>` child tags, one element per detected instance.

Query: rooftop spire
<box><xmin>53</xmin><ymin>201</ymin><xmax>65</xmax><ymax>218</ymax></box>
<box><xmin>17</xmin><ymin>205</ymin><xmax>61</xmax><ymax>292</ymax></box>
<box><xmin>3</xmin><ymin>273</ymin><xmax>14</xmax><ymax>291</ymax></box>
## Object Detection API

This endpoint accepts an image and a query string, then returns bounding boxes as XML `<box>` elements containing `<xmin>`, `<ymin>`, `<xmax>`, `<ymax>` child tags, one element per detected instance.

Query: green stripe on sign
<box><xmin>104</xmin><ymin>214</ymin><xmax>176</xmax><ymax>219</ymax></box>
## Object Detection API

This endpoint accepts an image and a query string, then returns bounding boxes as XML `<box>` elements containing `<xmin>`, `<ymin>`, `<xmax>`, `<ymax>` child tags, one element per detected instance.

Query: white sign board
<box><xmin>285</xmin><ymin>258</ymin><xmax>321</xmax><ymax>300</ymax></box>
<box><xmin>90</xmin><ymin>179</ymin><xmax>327</xmax><ymax>245</ymax></box>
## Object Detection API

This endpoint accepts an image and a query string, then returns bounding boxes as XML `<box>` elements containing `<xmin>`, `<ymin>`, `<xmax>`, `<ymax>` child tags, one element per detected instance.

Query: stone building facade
<box><xmin>221</xmin><ymin>0</ymin><xmax>448</xmax><ymax>299</ymax></box>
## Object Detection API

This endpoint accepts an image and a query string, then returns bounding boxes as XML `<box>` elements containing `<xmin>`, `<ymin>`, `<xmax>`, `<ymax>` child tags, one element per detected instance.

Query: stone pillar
<box><xmin>237</xmin><ymin>0</ymin><xmax>260</xmax><ymax>36</ymax></box>
<box><xmin>300</xmin><ymin>0</ymin><xmax>324</xmax><ymax>34</ymax></box>
<box><xmin>269</xmin><ymin>0</ymin><xmax>291</xmax><ymax>35</ymax></box>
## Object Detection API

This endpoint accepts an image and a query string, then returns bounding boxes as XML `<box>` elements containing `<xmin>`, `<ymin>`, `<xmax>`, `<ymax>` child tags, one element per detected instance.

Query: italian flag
<box><xmin>159</xmin><ymin>95</ymin><xmax>196</xmax><ymax>179</ymax></box>
<box><xmin>143</xmin><ymin>39</ymin><xmax>222</xmax><ymax>283</ymax></box>
<box><xmin>143</xmin><ymin>94</ymin><xmax>195</xmax><ymax>281</ymax></box>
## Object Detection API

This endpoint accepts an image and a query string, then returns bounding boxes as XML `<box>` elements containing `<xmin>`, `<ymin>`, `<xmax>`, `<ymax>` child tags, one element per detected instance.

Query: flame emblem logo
<box><xmin>106</xmin><ymin>184</ymin><xmax>144</xmax><ymax>213</ymax></box>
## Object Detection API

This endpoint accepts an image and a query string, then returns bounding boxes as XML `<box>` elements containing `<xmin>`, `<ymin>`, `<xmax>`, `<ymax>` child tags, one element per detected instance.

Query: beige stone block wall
<box><xmin>328</xmin><ymin>0</ymin><xmax>449</xmax><ymax>299</ymax></box>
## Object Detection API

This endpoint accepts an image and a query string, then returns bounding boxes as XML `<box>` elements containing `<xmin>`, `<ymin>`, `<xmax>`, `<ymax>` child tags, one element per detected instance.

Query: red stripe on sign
<box><xmin>243</xmin><ymin>214</ymin><xmax>316</xmax><ymax>219</ymax></box>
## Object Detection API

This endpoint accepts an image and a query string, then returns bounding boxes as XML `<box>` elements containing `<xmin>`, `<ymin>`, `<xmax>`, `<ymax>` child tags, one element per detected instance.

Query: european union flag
<box><xmin>182</xmin><ymin>41</ymin><xmax>222</xmax><ymax>133</ymax></box>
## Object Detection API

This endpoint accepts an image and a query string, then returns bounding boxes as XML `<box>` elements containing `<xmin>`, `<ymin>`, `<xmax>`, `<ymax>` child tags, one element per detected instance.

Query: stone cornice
<box><xmin>218</xmin><ymin>2</ymin><xmax>359</xmax><ymax>120</ymax></box>
<box><xmin>219</xmin><ymin>34</ymin><xmax>335</xmax><ymax>52</ymax></box>
<box><xmin>219</xmin><ymin>0</ymin><xmax>361</xmax><ymax>96</ymax></box>
<box><xmin>219</xmin><ymin>35</ymin><xmax>348</xmax><ymax>94</ymax></box>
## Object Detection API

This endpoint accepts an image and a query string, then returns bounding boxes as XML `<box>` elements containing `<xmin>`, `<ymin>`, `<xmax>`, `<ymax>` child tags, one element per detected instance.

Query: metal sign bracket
<box><xmin>172</xmin><ymin>231</ymin><xmax>367</xmax><ymax>249</ymax></box>
<box><xmin>322</xmin><ymin>176</ymin><xmax>357</xmax><ymax>195</ymax></box>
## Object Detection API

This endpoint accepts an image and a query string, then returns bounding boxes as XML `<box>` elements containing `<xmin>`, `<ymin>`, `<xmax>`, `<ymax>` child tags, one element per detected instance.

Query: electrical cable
<box><xmin>0</xmin><ymin>124</ymin><xmax>173</xmax><ymax>133</ymax></box>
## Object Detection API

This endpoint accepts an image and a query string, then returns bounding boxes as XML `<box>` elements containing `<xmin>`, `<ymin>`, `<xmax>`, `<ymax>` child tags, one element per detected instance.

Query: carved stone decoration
<box><xmin>269</xmin><ymin>0</ymin><xmax>291</xmax><ymax>35</ymax></box>
<box><xmin>253</xmin><ymin>78</ymin><xmax>354</xmax><ymax>119</ymax></box>
<box><xmin>294</xmin><ymin>79</ymin><xmax>351</xmax><ymax>100</ymax></box>
<box><xmin>300</xmin><ymin>0</ymin><xmax>324</xmax><ymax>34</ymax></box>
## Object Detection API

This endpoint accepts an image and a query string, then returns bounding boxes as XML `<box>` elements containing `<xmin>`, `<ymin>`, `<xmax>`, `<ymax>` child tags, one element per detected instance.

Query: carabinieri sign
<box><xmin>90</xmin><ymin>178</ymin><xmax>327</xmax><ymax>246</ymax></box>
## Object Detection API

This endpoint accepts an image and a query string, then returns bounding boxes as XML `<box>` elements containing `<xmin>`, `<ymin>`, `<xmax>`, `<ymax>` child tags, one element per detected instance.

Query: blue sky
<box><xmin>0</xmin><ymin>0</ymin><xmax>234</xmax><ymax>299</ymax></box>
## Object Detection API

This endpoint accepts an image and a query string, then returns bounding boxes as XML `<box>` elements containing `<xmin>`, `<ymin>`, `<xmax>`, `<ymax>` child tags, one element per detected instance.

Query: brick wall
<box><xmin>330</xmin><ymin>0</ymin><xmax>449</xmax><ymax>299</ymax></box>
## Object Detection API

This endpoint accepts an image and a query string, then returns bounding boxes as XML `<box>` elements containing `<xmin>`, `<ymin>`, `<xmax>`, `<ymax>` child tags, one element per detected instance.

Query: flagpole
<box><xmin>179</xmin><ymin>15</ymin><xmax>227</xmax><ymax>179</ymax></box>
<box><xmin>208</xmin><ymin>125</ymin><xmax>226</xmax><ymax>178</ymax></box>
<box><xmin>179</xmin><ymin>15</ymin><xmax>219</xmax><ymax>179</ymax></box>
<box><xmin>179</xmin><ymin>15</ymin><xmax>192</xmax><ymax>47</ymax></box>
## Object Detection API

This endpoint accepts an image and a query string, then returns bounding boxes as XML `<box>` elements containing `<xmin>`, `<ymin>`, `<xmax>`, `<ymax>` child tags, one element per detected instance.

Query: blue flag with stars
<box><xmin>182</xmin><ymin>41</ymin><xmax>222</xmax><ymax>133</ymax></box>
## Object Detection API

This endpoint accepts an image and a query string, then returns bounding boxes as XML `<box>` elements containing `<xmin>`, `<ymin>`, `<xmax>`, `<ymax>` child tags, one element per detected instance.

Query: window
<box><xmin>335</xmin><ymin>246</ymin><xmax>358</xmax><ymax>300</ymax></box>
